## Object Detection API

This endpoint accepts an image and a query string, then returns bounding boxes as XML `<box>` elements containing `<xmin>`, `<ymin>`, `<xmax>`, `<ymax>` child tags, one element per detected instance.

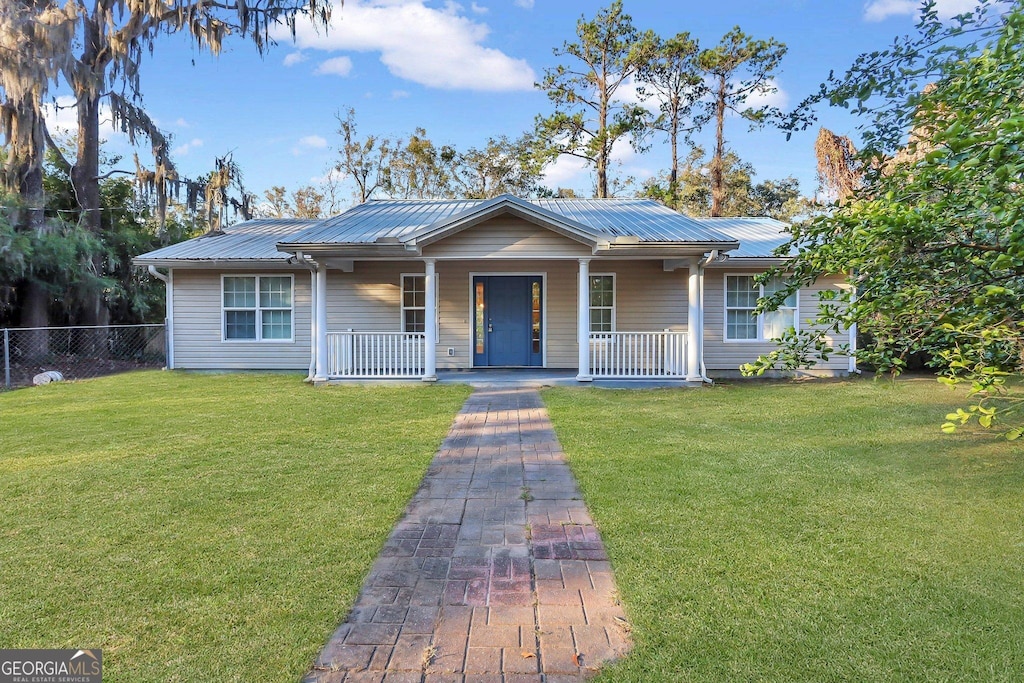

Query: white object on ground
<box><xmin>33</xmin><ymin>370</ymin><xmax>64</xmax><ymax>385</ymax></box>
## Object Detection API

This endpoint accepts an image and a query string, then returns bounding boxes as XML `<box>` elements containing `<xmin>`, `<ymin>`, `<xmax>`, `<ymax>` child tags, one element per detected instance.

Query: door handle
<box><xmin>487</xmin><ymin>324</ymin><xmax>493</xmax><ymax>333</ymax></box>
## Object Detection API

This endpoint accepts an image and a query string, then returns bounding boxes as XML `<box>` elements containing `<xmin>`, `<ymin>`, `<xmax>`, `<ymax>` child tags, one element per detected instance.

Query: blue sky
<box><xmin>43</xmin><ymin>0</ymin><xmax>979</xmax><ymax>210</ymax></box>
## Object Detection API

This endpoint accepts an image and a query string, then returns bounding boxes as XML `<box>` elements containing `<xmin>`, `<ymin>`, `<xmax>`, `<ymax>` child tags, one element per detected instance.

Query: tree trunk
<box><xmin>710</xmin><ymin>74</ymin><xmax>727</xmax><ymax>217</ymax></box>
<box><xmin>73</xmin><ymin>91</ymin><xmax>110</xmax><ymax>327</ymax></box>
<box><xmin>71</xmin><ymin>16</ymin><xmax>110</xmax><ymax>327</ymax></box>
<box><xmin>669</xmin><ymin>108</ymin><xmax>679</xmax><ymax>205</ymax></box>
<box><xmin>12</xmin><ymin>94</ymin><xmax>51</xmax><ymax>355</ymax></box>
<box><xmin>20</xmin><ymin>160</ymin><xmax>49</xmax><ymax>337</ymax></box>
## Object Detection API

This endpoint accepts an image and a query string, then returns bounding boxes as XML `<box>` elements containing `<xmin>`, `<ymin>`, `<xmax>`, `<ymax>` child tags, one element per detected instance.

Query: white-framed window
<box><xmin>222</xmin><ymin>275</ymin><xmax>293</xmax><ymax>342</ymax></box>
<box><xmin>401</xmin><ymin>274</ymin><xmax>426</xmax><ymax>333</ymax></box>
<box><xmin>589</xmin><ymin>274</ymin><xmax>615</xmax><ymax>333</ymax></box>
<box><xmin>725</xmin><ymin>274</ymin><xmax>798</xmax><ymax>341</ymax></box>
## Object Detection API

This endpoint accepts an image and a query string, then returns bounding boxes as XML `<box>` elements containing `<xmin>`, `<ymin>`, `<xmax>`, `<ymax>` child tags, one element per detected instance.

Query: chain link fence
<box><xmin>2</xmin><ymin>324</ymin><xmax>166</xmax><ymax>390</ymax></box>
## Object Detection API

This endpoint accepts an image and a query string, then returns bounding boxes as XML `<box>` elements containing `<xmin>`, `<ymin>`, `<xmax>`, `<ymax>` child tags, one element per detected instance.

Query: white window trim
<box><xmin>400</xmin><ymin>273</ymin><xmax>438</xmax><ymax>334</ymax></box>
<box><xmin>723</xmin><ymin>273</ymin><xmax>799</xmax><ymax>343</ymax></box>
<box><xmin>221</xmin><ymin>274</ymin><xmax>295</xmax><ymax>343</ymax></box>
<box><xmin>589</xmin><ymin>273</ymin><xmax>616</xmax><ymax>333</ymax></box>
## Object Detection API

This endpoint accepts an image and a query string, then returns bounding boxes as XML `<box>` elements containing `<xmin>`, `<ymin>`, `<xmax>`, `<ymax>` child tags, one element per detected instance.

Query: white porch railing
<box><xmin>588</xmin><ymin>330</ymin><xmax>687</xmax><ymax>379</ymax></box>
<box><xmin>326</xmin><ymin>331</ymin><xmax>426</xmax><ymax>378</ymax></box>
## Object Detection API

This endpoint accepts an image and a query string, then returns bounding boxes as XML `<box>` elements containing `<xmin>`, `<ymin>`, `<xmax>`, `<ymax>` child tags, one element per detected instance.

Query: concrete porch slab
<box><xmin>439</xmin><ymin>369</ymin><xmax>700</xmax><ymax>389</ymax></box>
<box><xmin>321</xmin><ymin>369</ymin><xmax>701</xmax><ymax>389</ymax></box>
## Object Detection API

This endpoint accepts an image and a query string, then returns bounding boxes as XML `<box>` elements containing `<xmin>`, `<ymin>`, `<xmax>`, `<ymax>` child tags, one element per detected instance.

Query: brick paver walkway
<box><xmin>304</xmin><ymin>388</ymin><xmax>630</xmax><ymax>683</ymax></box>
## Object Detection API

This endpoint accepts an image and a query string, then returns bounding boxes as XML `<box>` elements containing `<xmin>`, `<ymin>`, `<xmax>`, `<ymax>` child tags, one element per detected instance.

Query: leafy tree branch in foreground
<box><xmin>743</xmin><ymin>1</ymin><xmax>1024</xmax><ymax>440</ymax></box>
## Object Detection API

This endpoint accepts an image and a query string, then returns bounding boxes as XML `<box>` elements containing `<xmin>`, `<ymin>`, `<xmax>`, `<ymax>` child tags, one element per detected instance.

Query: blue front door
<box><xmin>473</xmin><ymin>276</ymin><xmax>543</xmax><ymax>367</ymax></box>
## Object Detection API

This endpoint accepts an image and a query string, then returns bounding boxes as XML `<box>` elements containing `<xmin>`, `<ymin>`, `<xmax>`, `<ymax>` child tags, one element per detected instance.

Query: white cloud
<box><xmin>609</xmin><ymin>136</ymin><xmax>637</xmax><ymax>165</ymax></box>
<box><xmin>173</xmin><ymin>138</ymin><xmax>204</xmax><ymax>156</ymax></box>
<box><xmin>514</xmin><ymin>0</ymin><xmax>534</xmax><ymax>8</ymax></box>
<box><xmin>316</xmin><ymin>55</ymin><xmax>354</xmax><ymax>76</ymax></box>
<box><xmin>292</xmin><ymin>134</ymin><xmax>330</xmax><ymax>156</ymax></box>
<box><xmin>743</xmin><ymin>78</ymin><xmax>789</xmax><ymax>110</ymax></box>
<box><xmin>283</xmin><ymin>51</ymin><xmax>308</xmax><ymax>67</ymax></box>
<box><xmin>864</xmin><ymin>0</ymin><xmax>915</xmax><ymax>20</ymax></box>
<box><xmin>298</xmin><ymin>134</ymin><xmax>328</xmax><ymax>149</ymax></box>
<box><xmin>310</xmin><ymin>167</ymin><xmax>347</xmax><ymax>185</ymax></box>
<box><xmin>470</xmin><ymin>2</ymin><xmax>488</xmax><ymax>13</ymax></box>
<box><xmin>538</xmin><ymin>134</ymin><xmax>640</xmax><ymax>193</ymax></box>
<box><xmin>612</xmin><ymin>76</ymin><xmax>659</xmax><ymax>114</ymax></box>
<box><xmin>277</xmin><ymin>0</ymin><xmax>535</xmax><ymax>91</ymax></box>
<box><xmin>541</xmin><ymin>154</ymin><xmax>589</xmax><ymax>190</ymax></box>
<box><xmin>174</xmin><ymin>117</ymin><xmax>190</xmax><ymax>128</ymax></box>
<box><xmin>391</xmin><ymin>89</ymin><xmax>411</xmax><ymax>99</ymax></box>
<box><xmin>864</xmin><ymin>0</ymin><xmax>981</xmax><ymax>21</ymax></box>
<box><xmin>42</xmin><ymin>96</ymin><xmax>121</xmax><ymax>142</ymax></box>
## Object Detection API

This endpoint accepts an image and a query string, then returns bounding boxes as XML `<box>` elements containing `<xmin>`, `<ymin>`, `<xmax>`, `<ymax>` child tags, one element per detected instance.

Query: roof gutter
<box><xmin>278</xmin><ymin>243</ymin><xmax>420</xmax><ymax>258</ymax></box>
<box><xmin>596</xmin><ymin>240</ymin><xmax>740</xmax><ymax>257</ymax></box>
<box><xmin>290</xmin><ymin>251</ymin><xmax>320</xmax><ymax>382</ymax></box>
<box><xmin>695</xmin><ymin>250</ymin><xmax>724</xmax><ymax>385</ymax></box>
<box><xmin>135</xmin><ymin>257</ymin><xmax>296</xmax><ymax>268</ymax></box>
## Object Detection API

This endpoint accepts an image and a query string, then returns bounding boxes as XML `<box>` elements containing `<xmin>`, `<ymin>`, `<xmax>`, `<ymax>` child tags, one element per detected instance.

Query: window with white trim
<box><xmin>725</xmin><ymin>275</ymin><xmax>798</xmax><ymax>341</ymax></box>
<box><xmin>589</xmin><ymin>274</ymin><xmax>615</xmax><ymax>333</ymax></box>
<box><xmin>401</xmin><ymin>275</ymin><xmax>426</xmax><ymax>333</ymax></box>
<box><xmin>222</xmin><ymin>275</ymin><xmax>293</xmax><ymax>341</ymax></box>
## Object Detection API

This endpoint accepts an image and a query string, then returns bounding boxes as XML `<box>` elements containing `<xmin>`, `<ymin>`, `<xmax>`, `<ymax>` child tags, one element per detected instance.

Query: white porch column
<box><xmin>423</xmin><ymin>258</ymin><xmax>438</xmax><ymax>382</ymax></box>
<box><xmin>308</xmin><ymin>267</ymin><xmax>317</xmax><ymax>381</ymax></box>
<box><xmin>848</xmin><ymin>285</ymin><xmax>858</xmax><ymax>375</ymax></box>
<box><xmin>314</xmin><ymin>265</ymin><xmax>329</xmax><ymax>382</ymax></box>
<box><xmin>577</xmin><ymin>258</ymin><xmax>592</xmax><ymax>382</ymax></box>
<box><xmin>686</xmin><ymin>257</ymin><xmax>702</xmax><ymax>382</ymax></box>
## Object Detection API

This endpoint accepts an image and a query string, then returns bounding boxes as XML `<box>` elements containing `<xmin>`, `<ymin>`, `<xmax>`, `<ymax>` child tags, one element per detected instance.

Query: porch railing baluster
<box><xmin>588</xmin><ymin>331</ymin><xmax>688</xmax><ymax>379</ymax></box>
<box><xmin>325</xmin><ymin>331</ymin><xmax>427</xmax><ymax>379</ymax></box>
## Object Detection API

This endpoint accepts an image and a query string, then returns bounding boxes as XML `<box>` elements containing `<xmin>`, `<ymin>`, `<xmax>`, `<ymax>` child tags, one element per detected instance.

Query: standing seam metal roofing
<box><xmin>134</xmin><ymin>218</ymin><xmax>318</xmax><ymax>262</ymax></box>
<box><xmin>701</xmin><ymin>217</ymin><xmax>795</xmax><ymax>258</ymax></box>
<box><xmin>279</xmin><ymin>197</ymin><xmax>736</xmax><ymax>245</ymax></box>
<box><xmin>133</xmin><ymin>202</ymin><xmax>792</xmax><ymax>264</ymax></box>
<box><xmin>531</xmin><ymin>198</ymin><xmax>723</xmax><ymax>242</ymax></box>
<box><xmin>288</xmin><ymin>199</ymin><xmax>482</xmax><ymax>244</ymax></box>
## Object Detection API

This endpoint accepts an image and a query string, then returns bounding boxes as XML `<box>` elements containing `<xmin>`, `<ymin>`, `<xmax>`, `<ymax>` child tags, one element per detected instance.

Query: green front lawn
<box><xmin>0</xmin><ymin>372</ymin><xmax>470</xmax><ymax>682</ymax></box>
<box><xmin>544</xmin><ymin>379</ymin><xmax>1024</xmax><ymax>682</ymax></box>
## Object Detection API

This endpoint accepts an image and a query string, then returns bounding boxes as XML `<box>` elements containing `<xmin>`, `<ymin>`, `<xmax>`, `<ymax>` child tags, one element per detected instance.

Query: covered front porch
<box><xmin>274</xmin><ymin>195</ymin><xmax>738</xmax><ymax>384</ymax></box>
<box><xmin>304</xmin><ymin>256</ymin><xmax>712</xmax><ymax>384</ymax></box>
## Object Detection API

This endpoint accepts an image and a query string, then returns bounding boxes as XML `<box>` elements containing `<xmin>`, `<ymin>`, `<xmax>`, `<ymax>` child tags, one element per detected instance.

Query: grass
<box><xmin>543</xmin><ymin>378</ymin><xmax>1024</xmax><ymax>682</ymax></box>
<box><xmin>0</xmin><ymin>371</ymin><xmax>470</xmax><ymax>682</ymax></box>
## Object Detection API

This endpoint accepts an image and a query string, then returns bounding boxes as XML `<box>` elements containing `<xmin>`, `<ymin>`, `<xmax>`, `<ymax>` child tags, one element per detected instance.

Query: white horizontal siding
<box><xmin>611</xmin><ymin>261</ymin><xmax>688</xmax><ymax>332</ymax></box>
<box><xmin>422</xmin><ymin>216</ymin><xmax>593</xmax><ymax>259</ymax></box>
<box><xmin>172</xmin><ymin>269</ymin><xmax>312</xmax><ymax>370</ymax></box>
<box><xmin>173</xmin><ymin>261</ymin><xmax>846</xmax><ymax>376</ymax></box>
<box><xmin>326</xmin><ymin>262</ymin><xmax>406</xmax><ymax>333</ymax></box>
<box><xmin>703</xmin><ymin>269</ymin><xmax>849</xmax><ymax>372</ymax></box>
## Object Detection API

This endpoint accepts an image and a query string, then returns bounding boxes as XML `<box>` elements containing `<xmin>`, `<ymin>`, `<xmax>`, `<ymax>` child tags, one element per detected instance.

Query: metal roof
<box><xmin>135</xmin><ymin>219</ymin><xmax>318</xmax><ymax>263</ymax></box>
<box><xmin>532</xmin><ymin>198</ymin><xmax>728</xmax><ymax>242</ymax></box>
<box><xmin>280</xmin><ymin>196</ymin><xmax>736</xmax><ymax>246</ymax></box>
<box><xmin>133</xmin><ymin>201</ymin><xmax>790</xmax><ymax>264</ymax></box>
<box><xmin>701</xmin><ymin>217</ymin><xmax>795</xmax><ymax>258</ymax></box>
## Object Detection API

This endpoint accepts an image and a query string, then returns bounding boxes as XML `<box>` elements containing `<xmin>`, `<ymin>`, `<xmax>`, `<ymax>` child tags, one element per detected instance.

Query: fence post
<box><xmin>3</xmin><ymin>328</ymin><xmax>9</xmax><ymax>389</ymax></box>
